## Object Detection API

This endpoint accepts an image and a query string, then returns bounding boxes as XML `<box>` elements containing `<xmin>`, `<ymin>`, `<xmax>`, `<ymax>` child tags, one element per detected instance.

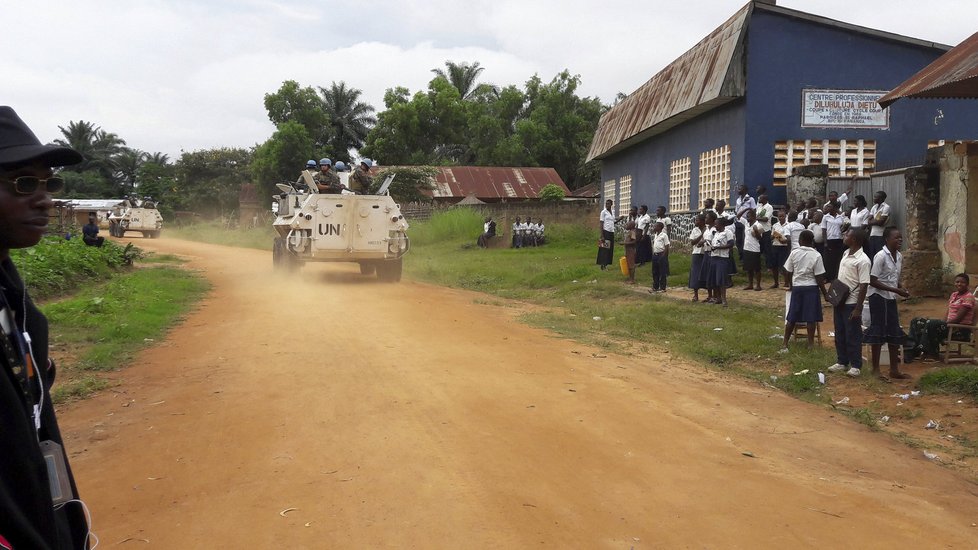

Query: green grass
<box><xmin>11</xmin><ymin>236</ymin><xmax>139</xmax><ymax>300</ymax></box>
<box><xmin>405</xmin><ymin>210</ymin><xmax>835</xmax><ymax>399</ymax></box>
<box><xmin>45</xmin><ymin>266</ymin><xmax>210</xmax><ymax>402</ymax></box>
<box><xmin>919</xmin><ymin>366</ymin><xmax>978</xmax><ymax>400</ymax></box>
<box><xmin>167</xmin><ymin>219</ymin><xmax>276</xmax><ymax>250</ymax></box>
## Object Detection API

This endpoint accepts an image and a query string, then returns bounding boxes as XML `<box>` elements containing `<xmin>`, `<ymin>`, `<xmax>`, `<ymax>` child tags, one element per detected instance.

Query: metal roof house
<box><xmin>588</xmin><ymin>0</ymin><xmax>978</xmax><ymax>215</ymax></box>
<box><xmin>422</xmin><ymin>166</ymin><xmax>569</xmax><ymax>204</ymax></box>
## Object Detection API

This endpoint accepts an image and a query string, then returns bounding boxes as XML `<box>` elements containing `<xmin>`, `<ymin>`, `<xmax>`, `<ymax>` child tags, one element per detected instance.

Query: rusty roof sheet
<box><xmin>423</xmin><ymin>167</ymin><xmax>568</xmax><ymax>200</ymax></box>
<box><xmin>879</xmin><ymin>31</ymin><xmax>978</xmax><ymax>108</ymax></box>
<box><xmin>586</xmin><ymin>3</ymin><xmax>750</xmax><ymax>162</ymax></box>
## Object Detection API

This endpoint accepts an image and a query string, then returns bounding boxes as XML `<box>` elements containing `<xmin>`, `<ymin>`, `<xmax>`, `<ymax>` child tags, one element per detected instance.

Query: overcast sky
<box><xmin>4</xmin><ymin>0</ymin><xmax>975</xmax><ymax>159</ymax></box>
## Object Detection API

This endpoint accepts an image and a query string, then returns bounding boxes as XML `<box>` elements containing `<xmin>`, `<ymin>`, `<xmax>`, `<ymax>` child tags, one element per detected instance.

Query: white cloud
<box><xmin>3</xmin><ymin>0</ymin><xmax>975</xmax><ymax>158</ymax></box>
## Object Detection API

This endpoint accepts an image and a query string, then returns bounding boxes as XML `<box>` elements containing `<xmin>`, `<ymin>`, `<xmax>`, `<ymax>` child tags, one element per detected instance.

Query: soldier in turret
<box><xmin>350</xmin><ymin>159</ymin><xmax>374</xmax><ymax>194</ymax></box>
<box><xmin>314</xmin><ymin>158</ymin><xmax>343</xmax><ymax>194</ymax></box>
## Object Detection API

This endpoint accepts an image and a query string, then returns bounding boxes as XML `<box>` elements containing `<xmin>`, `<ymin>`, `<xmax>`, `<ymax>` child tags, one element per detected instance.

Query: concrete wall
<box><xmin>902</xmin><ymin>165</ymin><xmax>942</xmax><ymax>295</ymax></box>
<box><xmin>936</xmin><ymin>142</ymin><xmax>978</xmax><ymax>277</ymax></box>
<box><xmin>459</xmin><ymin>200</ymin><xmax>601</xmax><ymax>235</ymax></box>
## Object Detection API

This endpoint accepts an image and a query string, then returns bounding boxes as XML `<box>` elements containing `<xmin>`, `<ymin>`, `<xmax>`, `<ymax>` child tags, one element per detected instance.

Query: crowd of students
<box><xmin>510</xmin><ymin>216</ymin><xmax>546</xmax><ymax>248</ymax></box>
<box><xmin>603</xmin><ymin>180</ymin><xmax>974</xmax><ymax>380</ymax></box>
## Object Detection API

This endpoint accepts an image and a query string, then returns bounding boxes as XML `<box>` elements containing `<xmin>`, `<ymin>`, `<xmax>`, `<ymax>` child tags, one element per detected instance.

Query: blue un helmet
<box><xmin>360</xmin><ymin>158</ymin><xmax>373</xmax><ymax>169</ymax></box>
<box><xmin>334</xmin><ymin>161</ymin><xmax>346</xmax><ymax>172</ymax></box>
<box><xmin>319</xmin><ymin>158</ymin><xmax>331</xmax><ymax>166</ymax></box>
<box><xmin>306</xmin><ymin>159</ymin><xmax>317</xmax><ymax>168</ymax></box>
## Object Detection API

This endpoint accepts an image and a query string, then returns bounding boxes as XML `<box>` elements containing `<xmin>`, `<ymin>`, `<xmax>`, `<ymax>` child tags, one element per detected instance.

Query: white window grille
<box><xmin>617</xmin><ymin>175</ymin><xmax>632</xmax><ymax>217</ymax></box>
<box><xmin>698</xmin><ymin>145</ymin><xmax>731</xmax><ymax>208</ymax></box>
<box><xmin>669</xmin><ymin>157</ymin><xmax>691</xmax><ymax>212</ymax></box>
<box><xmin>773</xmin><ymin>139</ymin><xmax>877</xmax><ymax>186</ymax></box>
<box><xmin>603</xmin><ymin>179</ymin><xmax>616</xmax><ymax>203</ymax></box>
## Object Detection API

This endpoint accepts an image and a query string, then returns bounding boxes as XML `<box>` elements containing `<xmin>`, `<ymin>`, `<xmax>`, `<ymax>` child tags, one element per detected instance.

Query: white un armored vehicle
<box><xmin>108</xmin><ymin>197</ymin><xmax>164</xmax><ymax>238</ymax></box>
<box><xmin>271</xmin><ymin>171</ymin><xmax>409</xmax><ymax>281</ymax></box>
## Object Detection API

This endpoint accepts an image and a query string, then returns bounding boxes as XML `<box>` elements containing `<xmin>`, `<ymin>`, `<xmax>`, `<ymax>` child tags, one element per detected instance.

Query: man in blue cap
<box><xmin>0</xmin><ymin>106</ymin><xmax>91</xmax><ymax>549</ymax></box>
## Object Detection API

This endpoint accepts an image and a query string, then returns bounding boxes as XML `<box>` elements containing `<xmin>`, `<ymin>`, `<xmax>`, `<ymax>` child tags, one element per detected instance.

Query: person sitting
<box><xmin>511</xmin><ymin>217</ymin><xmax>523</xmax><ymax>248</ymax></box>
<box><xmin>477</xmin><ymin>216</ymin><xmax>496</xmax><ymax>248</ymax></box>
<box><xmin>907</xmin><ymin>273</ymin><xmax>976</xmax><ymax>360</ymax></box>
<box><xmin>82</xmin><ymin>214</ymin><xmax>104</xmax><ymax>247</ymax></box>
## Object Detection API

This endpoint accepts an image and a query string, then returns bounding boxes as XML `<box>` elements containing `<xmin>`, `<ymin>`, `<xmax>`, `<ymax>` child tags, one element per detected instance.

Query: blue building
<box><xmin>587</xmin><ymin>0</ymin><xmax>978</xmax><ymax>216</ymax></box>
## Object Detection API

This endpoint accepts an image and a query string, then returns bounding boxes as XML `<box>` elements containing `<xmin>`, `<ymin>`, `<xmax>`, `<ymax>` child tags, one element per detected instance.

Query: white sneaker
<box><xmin>828</xmin><ymin>363</ymin><xmax>846</xmax><ymax>373</ymax></box>
<box><xmin>845</xmin><ymin>367</ymin><xmax>861</xmax><ymax>377</ymax></box>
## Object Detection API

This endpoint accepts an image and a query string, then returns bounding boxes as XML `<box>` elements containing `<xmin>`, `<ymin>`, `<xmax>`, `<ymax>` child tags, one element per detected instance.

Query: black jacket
<box><xmin>0</xmin><ymin>258</ymin><xmax>89</xmax><ymax>549</ymax></box>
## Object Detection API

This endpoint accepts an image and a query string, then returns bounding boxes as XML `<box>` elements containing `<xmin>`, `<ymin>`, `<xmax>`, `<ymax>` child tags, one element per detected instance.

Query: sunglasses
<box><xmin>1</xmin><ymin>176</ymin><xmax>65</xmax><ymax>195</ymax></box>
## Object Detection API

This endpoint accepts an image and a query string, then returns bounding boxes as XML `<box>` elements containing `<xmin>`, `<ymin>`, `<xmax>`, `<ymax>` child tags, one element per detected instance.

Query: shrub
<box><xmin>10</xmin><ymin>236</ymin><xmax>138</xmax><ymax>300</ymax></box>
<box><xmin>539</xmin><ymin>183</ymin><xmax>566</xmax><ymax>202</ymax></box>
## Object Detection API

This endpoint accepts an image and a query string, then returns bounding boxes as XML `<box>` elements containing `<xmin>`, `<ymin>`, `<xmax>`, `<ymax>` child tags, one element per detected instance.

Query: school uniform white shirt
<box><xmin>512</xmin><ymin>222</ymin><xmax>521</xmax><ymax>233</ymax></box>
<box><xmin>519</xmin><ymin>222</ymin><xmax>530</xmax><ymax>234</ymax></box>
<box><xmin>849</xmin><ymin>207</ymin><xmax>871</xmax><ymax>229</ymax></box>
<box><xmin>600</xmin><ymin>209</ymin><xmax>616</xmax><ymax>232</ymax></box>
<box><xmin>823</xmin><ymin>192</ymin><xmax>848</xmax><ymax>210</ymax></box>
<box><xmin>536</xmin><ymin>222</ymin><xmax>545</xmax><ymax>236</ymax></box>
<box><xmin>820</xmin><ymin>212</ymin><xmax>846</xmax><ymax>240</ymax></box>
<box><xmin>702</xmin><ymin>227</ymin><xmax>715</xmax><ymax>253</ymax></box>
<box><xmin>771</xmin><ymin>221</ymin><xmax>789</xmax><ymax>247</ymax></box>
<box><xmin>735</xmin><ymin>195</ymin><xmax>756</xmax><ymax>224</ymax></box>
<box><xmin>837</xmin><ymin>247</ymin><xmax>871</xmax><ymax>305</ymax></box>
<box><xmin>636</xmin><ymin>213</ymin><xmax>652</xmax><ymax>233</ymax></box>
<box><xmin>710</xmin><ymin>231</ymin><xmax>732</xmax><ymax>258</ymax></box>
<box><xmin>810</xmin><ymin>210</ymin><xmax>825</xmax><ymax>243</ymax></box>
<box><xmin>724</xmin><ymin>224</ymin><xmax>735</xmax><ymax>243</ymax></box>
<box><xmin>869</xmin><ymin>203</ymin><xmax>890</xmax><ymax>237</ymax></box>
<box><xmin>744</xmin><ymin>221</ymin><xmax>763</xmax><ymax>252</ymax></box>
<box><xmin>783</xmin><ymin>246</ymin><xmax>825</xmax><ymax>286</ymax></box>
<box><xmin>652</xmin><ymin>231</ymin><xmax>670</xmax><ymax>254</ymax></box>
<box><xmin>868</xmin><ymin>248</ymin><xmax>903</xmax><ymax>300</ymax></box>
<box><xmin>689</xmin><ymin>226</ymin><xmax>704</xmax><ymax>255</ymax></box>
<box><xmin>786</xmin><ymin>220</ymin><xmax>806</xmax><ymax>249</ymax></box>
<box><xmin>655</xmin><ymin>216</ymin><xmax>672</xmax><ymax>231</ymax></box>
<box><xmin>756</xmin><ymin>202</ymin><xmax>774</xmax><ymax>232</ymax></box>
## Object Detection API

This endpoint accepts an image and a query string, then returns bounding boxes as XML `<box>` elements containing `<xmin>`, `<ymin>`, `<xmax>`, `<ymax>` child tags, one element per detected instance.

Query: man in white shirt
<box><xmin>512</xmin><ymin>216</ymin><xmax>523</xmax><ymax>248</ymax></box>
<box><xmin>597</xmin><ymin>199</ymin><xmax>617</xmax><ymax>269</ymax></box>
<box><xmin>820</xmin><ymin>200</ymin><xmax>847</xmax><ymax>281</ymax></box>
<box><xmin>756</xmin><ymin>194</ymin><xmax>774</xmax><ymax>275</ymax></box>
<box><xmin>785</xmin><ymin>211</ymin><xmax>806</xmax><ymax>250</ymax></box>
<box><xmin>635</xmin><ymin>205</ymin><xmax>653</xmax><ymax>266</ymax></box>
<box><xmin>824</xmin><ymin>178</ymin><xmax>854</xmax><ymax>210</ymax></box>
<box><xmin>865</xmin><ymin>227</ymin><xmax>910</xmax><ymax>379</ymax></box>
<box><xmin>734</xmin><ymin>184</ymin><xmax>757</xmax><ymax>260</ymax></box>
<box><xmin>742</xmin><ymin>209</ymin><xmax>764</xmax><ymax>291</ymax></box>
<box><xmin>866</xmin><ymin>191</ymin><xmax>890</xmax><ymax>261</ymax></box>
<box><xmin>654</xmin><ymin>205</ymin><xmax>672</xmax><ymax>238</ymax></box>
<box><xmin>478</xmin><ymin>216</ymin><xmax>496</xmax><ymax>248</ymax></box>
<box><xmin>828</xmin><ymin>228</ymin><xmax>871</xmax><ymax>377</ymax></box>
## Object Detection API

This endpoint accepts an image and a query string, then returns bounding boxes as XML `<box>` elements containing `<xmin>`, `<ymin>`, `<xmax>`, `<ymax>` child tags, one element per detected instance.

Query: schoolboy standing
<box><xmin>649</xmin><ymin>222</ymin><xmax>670</xmax><ymax>293</ymax></box>
<box><xmin>709</xmin><ymin>218</ymin><xmax>734</xmax><ymax>306</ymax></box>
<box><xmin>769</xmin><ymin>209</ymin><xmax>790</xmax><ymax>288</ymax></box>
<box><xmin>688</xmin><ymin>214</ymin><xmax>706</xmax><ymax>302</ymax></box>
<box><xmin>866</xmin><ymin>191</ymin><xmax>890</xmax><ymax>261</ymax></box>
<box><xmin>741</xmin><ymin>209</ymin><xmax>764</xmax><ymax>291</ymax></box>
<box><xmin>864</xmin><ymin>227</ymin><xmax>911</xmax><ymax>379</ymax></box>
<box><xmin>828</xmin><ymin>229</ymin><xmax>871</xmax><ymax>377</ymax></box>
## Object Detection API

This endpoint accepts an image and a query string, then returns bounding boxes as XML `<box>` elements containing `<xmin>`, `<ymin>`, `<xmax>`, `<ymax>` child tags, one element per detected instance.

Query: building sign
<box><xmin>801</xmin><ymin>89</ymin><xmax>889</xmax><ymax>129</ymax></box>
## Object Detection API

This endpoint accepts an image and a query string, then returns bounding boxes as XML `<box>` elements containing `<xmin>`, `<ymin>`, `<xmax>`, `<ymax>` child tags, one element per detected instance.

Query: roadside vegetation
<box><xmin>11</xmin><ymin>236</ymin><xmax>209</xmax><ymax>403</ymax></box>
<box><xmin>167</xmin><ymin>219</ymin><xmax>275</xmax><ymax>251</ymax></box>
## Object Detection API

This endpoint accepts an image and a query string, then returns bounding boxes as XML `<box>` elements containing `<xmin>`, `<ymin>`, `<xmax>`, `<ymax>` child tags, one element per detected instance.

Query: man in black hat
<box><xmin>0</xmin><ymin>106</ymin><xmax>91</xmax><ymax>549</ymax></box>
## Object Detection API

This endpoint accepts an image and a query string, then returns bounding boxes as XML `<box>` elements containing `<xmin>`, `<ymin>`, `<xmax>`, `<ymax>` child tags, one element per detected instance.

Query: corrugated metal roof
<box><xmin>587</xmin><ymin>1</ymin><xmax>953</xmax><ymax>162</ymax></box>
<box><xmin>586</xmin><ymin>3</ymin><xmax>750</xmax><ymax>162</ymax></box>
<box><xmin>879</xmin><ymin>30</ymin><xmax>978</xmax><ymax>108</ymax></box>
<box><xmin>425</xmin><ymin>167</ymin><xmax>569</xmax><ymax>201</ymax></box>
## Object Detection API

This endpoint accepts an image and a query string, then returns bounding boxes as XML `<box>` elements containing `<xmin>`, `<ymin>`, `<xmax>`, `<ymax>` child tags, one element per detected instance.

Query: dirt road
<box><xmin>59</xmin><ymin>237</ymin><xmax>978</xmax><ymax>548</ymax></box>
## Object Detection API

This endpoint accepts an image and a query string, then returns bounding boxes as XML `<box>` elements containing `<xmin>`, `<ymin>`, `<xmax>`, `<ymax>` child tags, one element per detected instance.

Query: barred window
<box><xmin>773</xmin><ymin>139</ymin><xmax>876</xmax><ymax>186</ymax></box>
<box><xmin>617</xmin><ymin>175</ymin><xmax>632</xmax><ymax>217</ymax></box>
<box><xmin>669</xmin><ymin>157</ymin><xmax>691</xmax><ymax>212</ymax></box>
<box><xmin>603</xmin><ymin>178</ymin><xmax>616</xmax><ymax>203</ymax></box>
<box><xmin>698</xmin><ymin>145</ymin><xmax>731</xmax><ymax>207</ymax></box>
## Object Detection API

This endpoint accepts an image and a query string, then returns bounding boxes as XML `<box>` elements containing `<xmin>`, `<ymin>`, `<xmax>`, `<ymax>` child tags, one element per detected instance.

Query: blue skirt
<box><xmin>710</xmin><ymin>255</ymin><xmax>732</xmax><ymax>288</ymax></box>
<box><xmin>699</xmin><ymin>255</ymin><xmax>712</xmax><ymax>288</ymax></box>
<box><xmin>689</xmin><ymin>254</ymin><xmax>705</xmax><ymax>289</ymax></box>
<box><xmin>863</xmin><ymin>294</ymin><xmax>906</xmax><ymax>345</ymax></box>
<box><xmin>787</xmin><ymin>286</ymin><xmax>823</xmax><ymax>323</ymax></box>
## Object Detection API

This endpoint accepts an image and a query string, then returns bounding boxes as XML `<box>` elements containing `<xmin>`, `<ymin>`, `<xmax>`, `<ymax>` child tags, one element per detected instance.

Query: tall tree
<box><xmin>264</xmin><ymin>80</ymin><xmax>332</xmax><ymax>150</ymax></box>
<box><xmin>251</xmin><ymin>121</ymin><xmax>315</xmax><ymax>198</ymax></box>
<box><xmin>431</xmin><ymin>61</ymin><xmax>497</xmax><ymax>100</ymax></box>
<box><xmin>115</xmin><ymin>148</ymin><xmax>147</xmax><ymax>195</ymax></box>
<box><xmin>318</xmin><ymin>81</ymin><xmax>376</xmax><ymax>163</ymax></box>
<box><xmin>175</xmin><ymin>147</ymin><xmax>254</xmax><ymax>216</ymax></box>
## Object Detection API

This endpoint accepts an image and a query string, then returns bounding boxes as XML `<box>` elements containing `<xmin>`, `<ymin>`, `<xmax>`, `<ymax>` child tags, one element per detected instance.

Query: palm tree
<box><xmin>115</xmin><ymin>148</ymin><xmax>146</xmax><ymax>194</ymax></box>
<box><xmin>431</xmin><ymin>61</ymin><xmax>498</xmax><ymax>100</ymax></box>
<box><xmin>318</xmin><ymin>81</ymin><xmax>376</xmax><ymax>162</ymax></box>
<box><xmin>146</xmin><ymin>152</ymin><xmax>170</xmax><ymax>166</ymax></box>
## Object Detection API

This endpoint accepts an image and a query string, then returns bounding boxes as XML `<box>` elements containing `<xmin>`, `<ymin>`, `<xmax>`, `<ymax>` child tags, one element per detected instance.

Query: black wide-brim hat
<box><xmin>0</xmin><ymin>106</ymin><xmax>83</xmax><ymax>168</ymax></box>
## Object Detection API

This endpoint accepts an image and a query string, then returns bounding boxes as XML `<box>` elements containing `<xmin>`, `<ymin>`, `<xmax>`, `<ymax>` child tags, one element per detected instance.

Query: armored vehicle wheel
<box><xmin>359</xmin><ymin>262</ymin><xmax>376</xmax><ymax>275</ymax></box>
<box><xmin>149</xmin><ymin>230</ymin><xmax>161</xmax><ymax>239</ymax></box>
<box><xmin>376</xmin><ymin>258</ymin><xmax>402</xmax><ymax>282</ymax></box>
